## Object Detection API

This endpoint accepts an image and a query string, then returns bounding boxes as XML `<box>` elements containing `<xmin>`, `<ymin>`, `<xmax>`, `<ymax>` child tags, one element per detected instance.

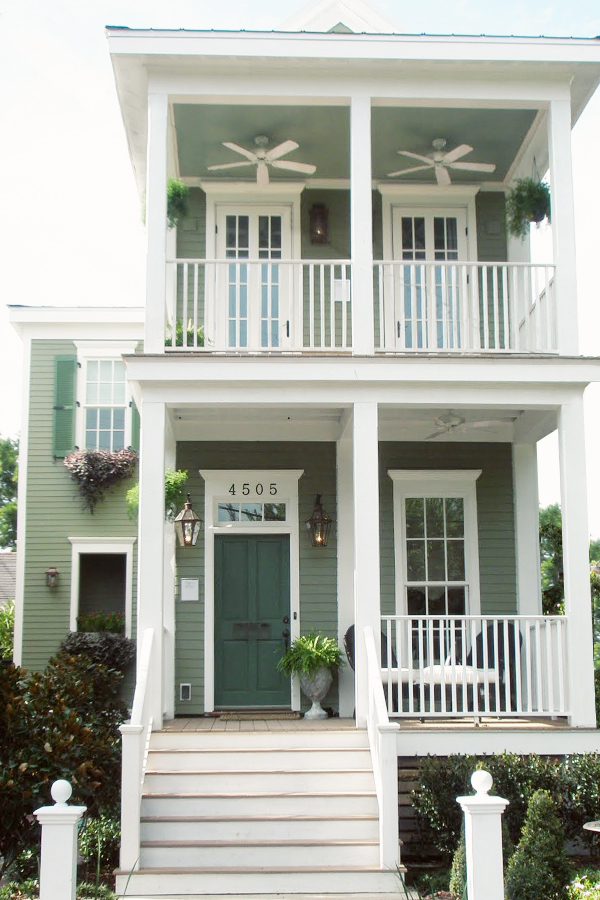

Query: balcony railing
<box><xmin>380</xmin><ymin>615</ymin><xmax>568</xmax><ymax>718</ymax></box>
<box><xmin>166</xmin><ymin>259</ymin><xmax>352</xmax><ymax>352</ymax></box>
<box><xmin>374</xmin><ymin>262</ymin><xmax>556</xmax><ymax>353</ymax></box>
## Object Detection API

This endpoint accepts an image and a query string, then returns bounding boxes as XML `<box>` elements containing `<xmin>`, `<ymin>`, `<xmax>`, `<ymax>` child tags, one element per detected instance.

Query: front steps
<box><xmin>115</xmin><ymin>725</ymin><xmax>402</xmax><ymax>898</ymax></box>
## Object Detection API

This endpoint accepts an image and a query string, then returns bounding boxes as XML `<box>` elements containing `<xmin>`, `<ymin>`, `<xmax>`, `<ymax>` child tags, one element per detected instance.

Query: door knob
<box><xmin>283</xmin><ymin>615</ymin><xmax>290</xmax><ymax>624</ymax></box>
<box><xmin>282</xmin><ymin>629</ymin><xmax>290</xmax><ymax>649</ymax></box>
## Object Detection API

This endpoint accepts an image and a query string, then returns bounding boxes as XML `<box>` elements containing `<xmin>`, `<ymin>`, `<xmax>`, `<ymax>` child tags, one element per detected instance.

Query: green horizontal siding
<box><xmin>21</xmin><ymin>341</ymin><xmax>138</xmax><ymax>673</ymax></box>
<box><xmin>173</xmin><ymin>442</ymin><xmax>337</xmax><ymax>715</ymax></box>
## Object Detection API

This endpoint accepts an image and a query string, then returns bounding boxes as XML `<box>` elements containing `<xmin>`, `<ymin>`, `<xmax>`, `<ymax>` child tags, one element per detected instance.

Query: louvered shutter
<box><xmin>53</xmin><ymin>355</ymin><xmax>77</xmax><ymax>458</ymax></box>
<box><xmin>130</xmin><ymin>401</ymin><xmax>140</xmax><ymax>453</ymax></box>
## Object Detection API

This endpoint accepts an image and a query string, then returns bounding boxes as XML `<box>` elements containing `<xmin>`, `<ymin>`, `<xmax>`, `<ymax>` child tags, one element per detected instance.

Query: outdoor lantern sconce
<box><xmin>45</xmin><ymin>567</ymin><xmax>59</xmax><ymax>589</ymax></box>
<box><xmin>174</xmin><ymin>494</ymin><xmax>202</xmax><ymax>548</ymax></box>
<box><xmin>309</xmin><ymin>203</ymin><xmax>328</xmax><ymax>244</ymax></box>
<box><xmin>305</xmin><ymin>494</ymin><xmax>333</xmax><ymax>548</ymax></box>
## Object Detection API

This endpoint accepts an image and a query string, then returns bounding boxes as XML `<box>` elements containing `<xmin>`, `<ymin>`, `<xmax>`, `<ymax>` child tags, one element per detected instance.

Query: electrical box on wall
<box><xmin>180</xmin><ymin>683</ymin><xmax>192</xmax><ymax>701</ymax></box>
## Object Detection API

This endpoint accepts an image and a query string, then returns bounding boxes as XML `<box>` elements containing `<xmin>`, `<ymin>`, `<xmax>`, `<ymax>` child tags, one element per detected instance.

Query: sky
<box><xmin>1</xmin><ymin>0</ymin><xmax>600</xmax><ymax>530</ymax></box>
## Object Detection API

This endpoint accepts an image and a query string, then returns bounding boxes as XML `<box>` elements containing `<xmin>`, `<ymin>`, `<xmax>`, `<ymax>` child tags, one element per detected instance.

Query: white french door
<box><xmin>391</xmin><ymin>208</ymin><xmax>468</xmax><ymax>349</ymax></box>
<box><xmin>216</xmin><ymin>207</ymin><xmax>292</xmax><ymax>350</ymax></box>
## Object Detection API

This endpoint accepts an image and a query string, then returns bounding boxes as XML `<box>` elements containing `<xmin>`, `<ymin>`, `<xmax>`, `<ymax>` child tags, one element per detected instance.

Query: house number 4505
<box><xmin>228</xmin><ymin>483</ymin><xmax>278</xmax><ymax>496</ymax></box>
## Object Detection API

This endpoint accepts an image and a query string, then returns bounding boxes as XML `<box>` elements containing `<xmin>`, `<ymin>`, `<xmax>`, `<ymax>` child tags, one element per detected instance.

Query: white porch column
<box><xmin>337</xmin><ymin>409</ymin><xmax>355</xmax><ymax>718</ymax></box>
<box><xmin>162</xmin><ymin>412</ymin><xmax>177</xmax><ymax>720</ymax></box>
<box><xmin>138</xmin><ymin>400</ymin><xmax>166</xmax><ymax>727</ymax></box>
<box><xmin>558</xmin><ymin>395</ymin><xmax>595</xmax><ymax>727</ymax></box>
<box><xmin>513</xmin><ymin>443</ymin><xmax>542</xmax><ymax>615</ymax></box>
<box><xmin>350</xmin><ymin>95</ymin><xmax>374</xmax><ymax>355</ymax></box>
<box><xmin>548</xmin><ymin>94</ymin><xmax>579</xmax><ymax>355</ymax></box>
<box><xmin>353</xmin><ymin>402</ymin><xmax>381</xmax><ymax>726</ymax></box>
<box><xmin>145</xmin><ymin>91</ymin><xmax>168</xmax><ymax>354</ymax></box>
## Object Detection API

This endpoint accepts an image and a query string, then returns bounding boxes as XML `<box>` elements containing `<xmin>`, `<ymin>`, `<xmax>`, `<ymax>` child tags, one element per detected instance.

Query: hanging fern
<box><xmin>64</xmin><ymin>449</ymin><xmax>138</xmax><ymax>513</ymax></box>
<box><xmin>167</xmin><ymin>178</ymin><xmax>189</xmax><ymax>229</ymax></box>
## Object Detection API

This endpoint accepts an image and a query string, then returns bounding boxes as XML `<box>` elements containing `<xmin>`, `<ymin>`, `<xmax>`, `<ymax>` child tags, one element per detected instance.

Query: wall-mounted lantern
<box><xmin>305</xmin><ymin>494</ymin><xmax>333</xmax><ymax>548</ymax></box>
<box><xmin>45</xmin><ymin>567</ymin><xmax>59</xmax><ymax>589</ymax></box>
<box><xmin>174</xmin><ymin>494</ymin><xmax>202</xmax><ymax>548</ymax></box>
<box><xmin>309</xmin><ymin>203</ymin><xmax>329</xmax><ymax>244</ymax></box>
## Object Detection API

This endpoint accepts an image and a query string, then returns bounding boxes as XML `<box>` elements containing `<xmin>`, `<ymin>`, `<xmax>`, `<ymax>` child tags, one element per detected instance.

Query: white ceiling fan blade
<box><xmin>387</xmin><ymin>164</ymin><xmax>434</xmax><ymax>177</ymax></box>
<box><xmin>256</xmin><ymin>161</ymin><xmax>270</xmax><ymax>186</ymax></box>
<box><xmin>435</xmin><ymin>165</ymin><xmax>452</xmax><ymax>186</ymax></box>
<box><xmin>265</xmin><ymin>140</ymin><xmax>299</xmax><ymax>161</ymax></box>
<box><xmin>207</xmin><ymin>160</ymin><xmax>253</xmax><ymax>171</ymax></box>
<box><xmin>398</xmin><ymin>150</ymin><xmax>436</xmax><ymax>165</ymax></box>
<box><xmin>222</xmin><ymin>141</ymin><xmax>257</xmax><ymax>162</ymax></box>
<box><xmin>464</xmin><ymin>418</ymin><xmax>514</xmax><ymax>429</ymax></box>
<box><xmin>425</xmin><ymin>427</ymin><xmax>450</xmax><ymax>441</ymax></box>
<box><xmin>270</xmin><ymin>159</ymin><xmax>317</xmax><ymax>175</ymax></box>
<box><xmin>442</xmin><ymin>143</ymin><xmax>473</xmax><ymax>163</ymax></box>
<box><xmin>450</xmin><ymin>161</ymin><xmax>496</xmax><ymax>173</ymax></box>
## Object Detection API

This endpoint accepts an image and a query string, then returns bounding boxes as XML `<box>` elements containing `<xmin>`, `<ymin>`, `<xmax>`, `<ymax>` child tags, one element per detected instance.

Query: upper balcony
<box><xmin>107</xmin><ymin>25</ymin><xmax>600</xmax><ymax>358</ymax></box>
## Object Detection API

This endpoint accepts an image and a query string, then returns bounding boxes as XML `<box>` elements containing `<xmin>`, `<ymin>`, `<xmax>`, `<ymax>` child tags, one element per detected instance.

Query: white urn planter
<box><xmin>299</xmin><ymin>667</ymin><xmax>333</xmax><ymax>719</ymax></box>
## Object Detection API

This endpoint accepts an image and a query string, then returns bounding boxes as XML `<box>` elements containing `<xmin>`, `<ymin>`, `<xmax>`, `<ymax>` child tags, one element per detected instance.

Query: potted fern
<box><xmin>277</xmin><ymin>631</ymin><xmax>345</xmax><ymax>719</ymax></box>
<box><xmin>506</xmin><ymin>177</ymin><xmax>551</xmax><ymax>239</ymax></box>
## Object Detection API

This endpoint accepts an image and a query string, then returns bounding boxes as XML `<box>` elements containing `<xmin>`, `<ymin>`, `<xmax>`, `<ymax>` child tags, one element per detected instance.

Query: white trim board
<box><xmin>67</xmin><ymin>537</ymin><xmax>137</xmax><ymax>638</ymax></box>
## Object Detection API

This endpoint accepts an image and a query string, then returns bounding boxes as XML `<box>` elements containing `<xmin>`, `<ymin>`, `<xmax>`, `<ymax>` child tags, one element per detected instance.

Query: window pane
<box><xmin>259</xmin><ymin>215</ymin><xmax>269</xmax><ymax>250</ymax></box>
<box><xmin>113</xmin><ymin>408</ymin><xmax>125</xmax><ymax>429</ymax></box>
<box><xmin>113</xmin><ymin>431</ymin><xmax>125</xmax><ymax>451</ymax></box>
<box><xmin>445</xmin><ymin>497</ymin><xmax>464</xmax><ymax>536</ymax></box>
<box><xmin>427</xmin><ymin>540</ymin><xmax>446</xmax><ymax>581</ymax></box>
<box><xmin>98</xmin><ymin>430</ymin><xmax>111</xmax><ymax>450</ymax></box>
<box><xmin>425</xmin><ymin>497</ymin><xmax>444</xmax><ymax>537</ymax></box>
<box><xmin>241</xmin><ymin>503</ymin><xmax>262</xmax><ymax>522</ymax></box>
<box><xmin>113</xmin><ymin>360</ymin><xmax>125</xmax><ymax>381</ymax></box>
<box><xmin>406</xmin><ymin>540</ymin><xmax>425</xmax><ymax>581</ymax></box>
<box><xmin>414</xmin><ymin>218</ymin><xmax>425</xmax><ymax>252</ymax></box>
<box><xmin>271</xmin><ymin>216</ymin><xmax>282</xmax><ymax>249</ymax></box>
<box><xmin>264</xmin><ymin>503</ymin><xmax>286</xmax><ymax>521</ymax></box>
<box><xmin>405</xmin><ymin>497</ymin><xmax>424</xmax><ymax>537</ymax></box>
<box><xmin>447</xmin><ymin>587</ymin><xmax>466</xmax><ymax>615</ymax></box>
<box><xmin>238</xmin><ymin>216</ymin><xmax>249</xmax><ymax>249</ymax></box>
<box><xmin>218</xmin><ymin>502</ymin><xmax>239</xmax><ymax>522</ymax></box>
<box><xmin>99</xmin><ymin>360</ymin><xmax>112</xmax><ymax>381</ymax></box>
<box><xmin>407</xmin><ymin>588</ymin><xmax>426</xmax><ymax>615</ymax></box>
<box><xmin>99</xmin><ymin>408</ymin><xmax>112</xmax><ymax>429</ymax></box>
<box><xmin>447</xmin><ymin>541</ymin><xmax>465</xmax><ymax>581</ymax></box>
<box><xmin>428</xmin><ymin>586</ymin><xmax>446</xmax><ymax>615</ymax></box>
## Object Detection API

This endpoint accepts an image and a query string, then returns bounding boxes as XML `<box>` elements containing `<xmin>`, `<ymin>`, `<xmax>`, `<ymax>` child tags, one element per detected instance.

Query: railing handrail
<box><xmin>382</xmin><ymin>614</ymin><xmax>564</xmax><ymax>622</ymax></box>
<box><xmin>130</xmin><ymin>627</ymin><xmax>155</xmax><ymax>726</ymax></box>
<box><xmin>168</xmin><ymin>257</ymin><xmax>352</xmax><ymax>266</ymax></box>
<box><xmin>376</xmin><ymin>260</ymin><xmax>555</xmax><ymax>268</ymax></box>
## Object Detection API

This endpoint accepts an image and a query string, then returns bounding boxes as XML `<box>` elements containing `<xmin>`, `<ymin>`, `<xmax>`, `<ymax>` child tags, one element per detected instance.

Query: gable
<box><xmin>280</xmin><ymin>0</ymin><xmax>398</xmax><ymax>34</ymax></box>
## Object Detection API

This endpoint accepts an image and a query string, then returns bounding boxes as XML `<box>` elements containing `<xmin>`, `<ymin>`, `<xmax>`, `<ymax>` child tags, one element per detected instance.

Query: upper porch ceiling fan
<box><xmin>388</xmin><ymin>138</ymin><xmax>496</xmax><ymax>186</ymax></box>
<box><xmin>207</xmin><ymin>135</ymin><xmax>317</xmax><ymax>185</ymax></box>
<box><xmin>425</xmin><ymin>410</ymin><xmax>517</xmax><ymax>440</ymax></box>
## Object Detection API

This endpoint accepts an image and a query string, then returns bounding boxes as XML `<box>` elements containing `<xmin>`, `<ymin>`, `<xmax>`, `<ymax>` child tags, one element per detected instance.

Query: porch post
<box><xmin>350</xmin><ymin>94</ymin><xmax>374</xmax><ymax>355</ymax></box>
<box><xmin>162</xmin><ymin>411</ymin><xmax>177</xmax><ymax>720</ymax></box>
<box><xmin>137</xmin><ymin>400</ymin><xmax>166</xmax><ymax>727</ymax></box>
<box><xmin>558</xmin><ymin>395</ymin><xmax>595</xmax><ymax>727</ymax></box>
<box><xmin>548</xmin><ymin>93</ymin><xmax>579</xmax><ymax>356</ymax></box>
<box><xmin>337</xmin><ymin>409</ymin><xmax>355</xmax><ymax>718</ymax></box>
<box><xmin>352</xmin><ymin>402</ymin><xmax>381</xmax><ymax>726</ymax></box>
<box><xmin>513</xmin><ymin>443</ymin><xmax>542</xmax><ymax>615</ymax></box>
<box><xmin>145</xmin><ymin>91</ymin><xmax>168</xmax><ymax>354</ymax></box>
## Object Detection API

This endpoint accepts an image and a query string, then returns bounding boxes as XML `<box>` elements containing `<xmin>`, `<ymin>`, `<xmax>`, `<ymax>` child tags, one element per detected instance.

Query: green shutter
<box><xmin>53</xmin><ymin>355</ymin><xmax>77</xmax><ymax>458</ymax></box>
<box><xmin>130</xmin><ymin>401</ymin><xmax>140</xmax><ymax>453</ymax></box>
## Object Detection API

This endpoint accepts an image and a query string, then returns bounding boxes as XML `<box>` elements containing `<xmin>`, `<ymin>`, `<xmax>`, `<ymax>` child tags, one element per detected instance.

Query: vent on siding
<box><xmin>180</xmin><ymin>683</ymin><xmax>192</xmax><ymax>701</ymax></box>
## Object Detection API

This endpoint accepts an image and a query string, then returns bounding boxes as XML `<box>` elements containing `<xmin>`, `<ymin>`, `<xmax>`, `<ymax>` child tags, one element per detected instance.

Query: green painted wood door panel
<box><xmin>215</xmin><ymin>534</ymin><xmax>290</xmax><ymax>707</ymax></box>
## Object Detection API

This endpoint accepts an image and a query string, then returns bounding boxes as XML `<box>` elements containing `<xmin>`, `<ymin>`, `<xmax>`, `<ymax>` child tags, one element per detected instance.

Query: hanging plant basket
<box><xmin>64</xmin><ymin>449</ymin><xmax>138</xmax><ymax>513</ymax></box>
<box><xmin>506</xmin><ymin>178</ymin><xmax>551</xmax><ymax>239</ymax></box>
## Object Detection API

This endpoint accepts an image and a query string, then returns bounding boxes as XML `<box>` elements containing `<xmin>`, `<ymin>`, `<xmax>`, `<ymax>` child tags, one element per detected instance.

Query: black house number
<box><xmin>228</xmin><ymin>482</ymin><xmax>278</xmax><ymax>496</ymax></box>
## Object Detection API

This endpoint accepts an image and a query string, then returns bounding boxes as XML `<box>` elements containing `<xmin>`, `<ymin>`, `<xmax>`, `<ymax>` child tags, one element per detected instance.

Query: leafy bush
<box><xmin>448</xmin><ymin>827</ymin><xmax>466</xmax><ymax>899</ymax></box>
<box><xmin>64</xmin><ymin>449</ymin><xmax>137</xmax><ymax>513</ymax></box>
<box><xmin>505</xmin><ymin>789</ymin><xmax>570</xmax><ymax>900</ymax></box>
<box><xmin>0</xmin><ymin>598</ymin><xmax>15</xmax><ymax>658</ymax></box>
<box><xmin>61</xmin><ymin>632</ymin><xmax>135</xmax><ymax>672</ymax></box>
<box><xmin>568</xmin><ymin>870</ymin><xmax>600</xmax><ymax>899</ymax></box>
<box><xmin>166</xmin><ymin>177</ymin><xmax>189</xmax><ymax>228</ymax></box>
<box><xmin>0</xmin><ymin>880</ymin><xmax>117</xmax><ymax>899</ymax></box>
<box><xmin>0</xmin><ymin>653</ymin><xmax>126</xmax><ymax>876</ymax></box>
<box><xmin>76</xmin><ymin>610</ymin><xmax>125</xmax><ymax>634</ymax></box>
<box><xmin>79</xmin><ymin>813</ymin><xmax>121</xmax><ymax>883</ymax></box>
<box><xmin>277</xmin><ymin>632</ymin><xmax>345</xmax><ymax>677</ymax></box>
<box><xmin>126</xmin><ymin>468</ymin><xmax>189</xmax><ymax>521</ymax></box>
<box><xmin>165</xmin><ymin>320</ymin><xmax>205</xmax><ymax>348</ymax></box>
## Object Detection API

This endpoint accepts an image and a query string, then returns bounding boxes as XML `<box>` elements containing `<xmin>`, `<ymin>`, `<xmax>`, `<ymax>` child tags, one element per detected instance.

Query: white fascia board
<box><xmin>394</xmin><ymin>727</ymin><xmax>600</xmax><ymax>757</ymax></box>
<box><xmin>8</xmin><ymin>306</ymin><xmax>145</xmax><ymax>341</ymax></box>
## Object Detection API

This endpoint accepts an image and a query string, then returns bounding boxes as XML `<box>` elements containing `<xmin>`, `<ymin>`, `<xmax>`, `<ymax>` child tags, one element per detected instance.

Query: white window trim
<box><xmin>199</xmin><ymin>469</ymin><xmax>303</xmax><ymax>713</ymax></box>
<box><xmin>74</xmin><ymin>341</ymin><xmax>138</xmax><ymax>452</ymax></box>
<box><xmin>68</xmin><ymin>536</ymin><xmax>136</xmax><ymax>638</ymax></box>
<box><xmin>389</xmin><ymin>470</ymin><xmax>482</xmax><ymax>616</ymax></box>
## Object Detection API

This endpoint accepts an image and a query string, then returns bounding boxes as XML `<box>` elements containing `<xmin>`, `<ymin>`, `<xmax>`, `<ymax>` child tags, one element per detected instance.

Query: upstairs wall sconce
<box><xmin>305</xmin><ymin>494</ymin><xmax>333</xmax><ymax>547</ymax></box>
<box><xmin>309</xmin><ymin>203</ymin><xmax>329</xmax><ymax>244</ymax></box>
<box><xmin>174</xmin><ymin>494</ymin><xmax>202</xmax><ymax>548</ymax></box>
<box><xmin>45</xmin><ymin>567</ymin><xmax>59</xmax><ymax>589</ymax></box>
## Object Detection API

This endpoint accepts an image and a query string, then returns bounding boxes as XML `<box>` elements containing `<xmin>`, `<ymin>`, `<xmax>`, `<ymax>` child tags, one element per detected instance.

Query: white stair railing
<box><xmin>363</xmin><ymin>625</ymin><xmax>400</xmax><ymax>870</ymax></box>
<box><xmin>119</xmin><ymin>627</ymin><xmax>155</xmax><ymax>872</ymax></box>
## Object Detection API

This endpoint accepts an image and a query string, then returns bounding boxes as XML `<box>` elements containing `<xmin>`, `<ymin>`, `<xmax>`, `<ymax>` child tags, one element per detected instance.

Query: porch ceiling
<box><xmin>174</xmin><ymin>103</ymin><xmax>537</xmax><ymax>184</ymax></box>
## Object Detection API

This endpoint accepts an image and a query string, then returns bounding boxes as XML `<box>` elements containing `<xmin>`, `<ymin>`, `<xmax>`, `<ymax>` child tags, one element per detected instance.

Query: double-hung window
<box><xmin>75</xmin><ymin>343</ymin><xmax>137</xmax><ymax>452</ymax></box>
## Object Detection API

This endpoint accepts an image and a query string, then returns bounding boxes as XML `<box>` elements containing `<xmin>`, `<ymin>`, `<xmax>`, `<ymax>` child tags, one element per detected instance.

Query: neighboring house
<box><xmin>9</xmin><ymin>0</ymin><xmax>600</xmax><ymax>895</ymax></box>
<box><xmin>0</xmin><ymin>550</ymin><xmax>16</xmax><ymax>605</ymax></box>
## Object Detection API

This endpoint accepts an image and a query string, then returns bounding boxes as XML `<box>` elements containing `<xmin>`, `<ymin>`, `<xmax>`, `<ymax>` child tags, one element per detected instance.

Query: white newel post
<box><xmin>145</xmin><ymin>91</ymin><xmax>169</xmax><ymax>354</ymax></box>
<box><xmin>34</xmin><ymin>780</ymin><xmax>86</xmax><ymax>900</ymax></box>
<box><xmin>457</xmin><ymin>771</ymin><xmax>509</xmax><ymax>900</ymax></box>
<box><xmin>558</xmin><ymin>396</ymin><xmax>596</xmax><ymax>727</ymax></box>
<box><xmin>350</xmin><ymin>94</ymin><xmax>374</xmax><ymax>355</ymax></box>
<box><xmin>353</xmin><ymin>402</ymin><xmax>381</xmax><ymax>726</ymax></box>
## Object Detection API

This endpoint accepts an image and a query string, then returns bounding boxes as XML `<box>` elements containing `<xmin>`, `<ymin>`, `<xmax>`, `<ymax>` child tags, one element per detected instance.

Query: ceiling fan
<box><xmin>388</xmin><ymin>138</ymin><xmax>496</xmax><ymax>186</ymax></box>
<box><xmin>207</xmin><ymin>135</ymin><xmax>317</xmax><ymax>185</ymax></box>
<box><xmin>425</xmin><ymin>410</ymin><xmax>516</xmax><ymax>441</ymax></box>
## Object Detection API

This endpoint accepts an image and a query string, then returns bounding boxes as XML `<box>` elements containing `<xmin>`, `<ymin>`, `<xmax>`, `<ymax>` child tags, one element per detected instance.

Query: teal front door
<box><xmin>215</xmin><ymin>534</ymin><xmax>291</xmax><ymax>708</ymax></box>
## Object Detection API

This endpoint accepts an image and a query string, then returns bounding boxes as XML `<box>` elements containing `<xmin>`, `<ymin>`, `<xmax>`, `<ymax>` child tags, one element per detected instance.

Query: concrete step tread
<box><xmin>141</xmin><ymin>813</ymin><xmax>378</xmax><ymax>822</ymax></box>
<box><xmin>141</xmin><ymin>839</ymin><xmax>380</xmax><ymax>848</ymax></box>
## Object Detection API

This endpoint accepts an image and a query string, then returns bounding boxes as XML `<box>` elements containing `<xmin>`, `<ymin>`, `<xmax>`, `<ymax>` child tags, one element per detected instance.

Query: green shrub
<box><xmin>277</xmin><ymin>632</ymin><xmax>345</xmax><ymax>677</ymax></box>
<box><xmin>79</xmin><ymin>813</ymin><xmax>121</xmax><ymax>884</ymax></box>
<box><xmin>568</xmin><ymin>869</ymin><xmax>600</xmax><ymax>899</ymax></box>
<box><xmin>0</xmin><ymin>599</ymin><xmax>14</xmax><ymax>658</ymax></box>
<box><xmin>505</xmin><ymin>789</ymin><xmax>570</xmax><ymax>900</ymax></box>
<box><xmin>166</xmin><ymin>177</ymin><xmax>189</xmax><ymax>228</ymax></box>
<box><xmin>448</xmin><ymin>826</ymin><xmax>466</xmax><ymax>899</ymax></box>
<box><xmin>61</xmin><ymin>631</ymin><xmax>135</xmax><ymax>672</ymax></box>
<box><xmin>126</xmin><ymin>468</ymin><xmax>189</xmax><ymax>521</ymax></box>
<box><xmin>76</xmin><ymin>610</ymin><xmax>125</xmax><ymax>633</ymax></box>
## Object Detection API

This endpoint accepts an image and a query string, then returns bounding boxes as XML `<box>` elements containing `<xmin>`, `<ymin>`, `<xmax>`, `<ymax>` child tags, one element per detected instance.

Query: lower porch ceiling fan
<box><xmin>388</xmin><ymin>138</ymin><xmax>496</xmax><ymax>186</ymax></box>
<box><xmin>207</xmin><ymin>135</ymin><xmax>317</xmax><ymax>185</ymax></box>
<box><xmin>425</xmin><ymin>410</ymin><xmax>517</xmax><ymax>440</ymax></box>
